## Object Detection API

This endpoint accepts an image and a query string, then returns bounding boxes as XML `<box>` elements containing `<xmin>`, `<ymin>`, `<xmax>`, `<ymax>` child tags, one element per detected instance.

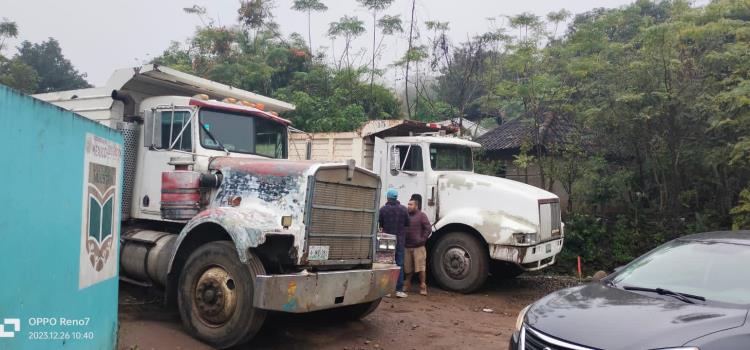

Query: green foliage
<box><xmin>327</xmin><ymin>16</ymin><xmax>366</xmax><ymax>39</ymax></box>
<box><xmin>428</xmin><ymin>0</ymin><xmax>750</xmax><ymax>272</ymax></box>
<box><xmin>16</xmin><ymin>38</ymin><xmax>91</xmax><ymax>93</ymax></box>
<box><xmin>0</xmin><ymin>56</ymin><xmax>38</xmax><ymax>93</ymax></box>
<box><xmin>0</xmin><ymin>18</ymin><xmax>18</xmax><ymax>52</ymax></box>
<box><xmin>378</xmin><ymin>15</ymin><xmax>403</xmax><ymax>35</ymax></box>
<box><xmin>0</xmin><ymin>20</ymin><xmax>88</xmax><ymax>94</ymax></box>
<box><xmin>556</xmin><ymin>214</ymin><xmax>607</xmax><ymax>272</ymax></box>
<box><xmin>291</xmin><ymin>0</ymin><xmax>327</xmax><ymax>12</ymax></box>
<box><xmin>474</xmin><ymin>150</ymin><xmax>506</xmax><ymax>177</ymax></box>
<box><xmin>556</xmin><ymin>213</ymin><xmax>668</xmax><ymax>273</ymax></box>
<box><xmin>273</xmin><ymin>64</ymin><xmax>399</xmax><ymax>131</ymax></box>
<box><xmin>238</xmin><ymin>0</ymin><xmax>275</xmax><ymax>30</ymax></box>
<box><xmin>153</xmin><ymin>3</ymin><xmax>401</xmax><ymax>131</ymax></box>
<box><xmin>291</xmin><ymin>0</ymin><xmax>328</xmax><ymax>51</ymax></box>
<box><xmin>731</xmin><ymin>188</ymin><xmax>750</xmax><ymax>230</ymax></box>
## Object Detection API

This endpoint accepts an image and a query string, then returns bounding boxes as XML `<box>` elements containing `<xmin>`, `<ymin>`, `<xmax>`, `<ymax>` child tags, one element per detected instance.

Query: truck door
<box><xmin>136</xmin><ymin>108</ymin><xmax>195</xmax><ymax>219</ymax></box>
<box><xmin>385</xmin><ymin>143</ymin><xmax>427</xmax><ymax>212</ymax></box>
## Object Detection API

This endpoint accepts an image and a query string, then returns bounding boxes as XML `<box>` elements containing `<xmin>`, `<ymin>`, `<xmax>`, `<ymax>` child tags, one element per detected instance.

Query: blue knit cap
<box><xmin>386</xmin><ymin>188</ymin><xmax>398</xmax><ymax>200</ymax></box>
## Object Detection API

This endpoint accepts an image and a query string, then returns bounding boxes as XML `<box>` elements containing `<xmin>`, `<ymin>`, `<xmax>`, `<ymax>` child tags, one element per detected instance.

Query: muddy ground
<box><xmin>118</xmin><ymin>275</ymin><xmax>579</xmax><ymax>350</ymax></box>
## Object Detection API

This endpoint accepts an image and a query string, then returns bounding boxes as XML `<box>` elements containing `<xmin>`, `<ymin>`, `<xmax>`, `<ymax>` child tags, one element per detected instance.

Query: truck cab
<box><xmin>33</xmin><ymin>65</ymin><xmax>400</xmax><ymax>349</ymax></box>
<box><xmin>374</xmin><ymin>135</ymin><xmax>564</xmax><ymax>292</ymax></box>
<box><xmin>130</xmin><ymin>95</ymin><xmax>290</xmax><ymax>221</ymax></box>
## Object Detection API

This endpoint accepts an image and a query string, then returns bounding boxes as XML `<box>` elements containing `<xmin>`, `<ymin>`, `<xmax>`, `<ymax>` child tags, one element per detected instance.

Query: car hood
<box><xmin>527</xmin><ymin>284</ymin><xmax>748</xmax><ymax>350</ymax></box>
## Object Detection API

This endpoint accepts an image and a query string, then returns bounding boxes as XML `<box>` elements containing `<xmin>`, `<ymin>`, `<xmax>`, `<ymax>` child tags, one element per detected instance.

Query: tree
<box><xmin>16</xmin><ymin>38</ymin><xmax>90</xmax><ymax>93</ymax></box>
<box><xmin>238</xmin><ymin>0</ymin><xmax>278</xmax><ymax>50</ymax></box>
<box><xmin>425</xmin><ymin>21</ymin><xmax>497</xmax><ymax>132</ymax></box>
<box><xmin>291</xmin><ymin>0</ymin><xmax>328</xmax><ymax>52</ymax></box>
<box><xmin>327</xmin><ymin>16</ymin><xmax>365</xmax><ymax>71</ymax></box>
<box><xmin>154</xmin><ymin>3</ymin><xmax>400</xmax><ymax>131</ymax></box>
<box><xmin>404</xmin><ymin>0</ymin><xmax>417</xmax><ymax>118</ymax></box>
<box><xmin>0</xmin><ymin>19</ymin><xmax>18</xmax><ymax>53</ymax></box>
<box><xmin>546</xmin><ymin>9</ymin><xmax>571</xmax><ymax>38</ymax></box>
<box><xmin>0</xmin><ymin>56</ymin><xmax>39</xmax><ymax>93</ymax></box>
<box><xmin>357</xmin><ymin>0</ymin><xmax>395</xmax><ymax>90</ymax></box>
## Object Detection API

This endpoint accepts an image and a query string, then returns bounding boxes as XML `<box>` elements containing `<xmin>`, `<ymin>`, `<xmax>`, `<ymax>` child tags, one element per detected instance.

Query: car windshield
<box><xmin>199</xmin><ymin>108</ymin><xmax>287</xmax><ymax>158</ymax></box>
<box><xmin>612</xmin><ymin>239</ymin><xmax>750</xmax><ymax>304</ymax></box>
<box><xmin>429</xmin><ymin>144</ymin><xmax>473</xmax><ymax>171</ymax></box>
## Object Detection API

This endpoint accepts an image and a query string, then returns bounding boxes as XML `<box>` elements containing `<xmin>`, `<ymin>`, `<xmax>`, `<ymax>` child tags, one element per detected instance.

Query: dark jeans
<box><xmin>395</xmin><ymin>243</ymin><xmax>405</xmax><ymax>292</ymax></box>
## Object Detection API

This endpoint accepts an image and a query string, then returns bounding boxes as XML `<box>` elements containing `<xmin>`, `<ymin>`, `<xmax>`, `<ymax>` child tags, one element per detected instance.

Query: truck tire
<box><xmin>177</xmin><ymin>241</ymin><xmax>267</xmax><ymax>349</ymax></box>
<box><xmin>324</xmin><ymin>298</ymin><xmax>382</xmax><ymax>320</ymax></box>
<box><xmin>430</xmin><ymin>232</ymin><xmax>489</xmax><ymax>293</ymax></box>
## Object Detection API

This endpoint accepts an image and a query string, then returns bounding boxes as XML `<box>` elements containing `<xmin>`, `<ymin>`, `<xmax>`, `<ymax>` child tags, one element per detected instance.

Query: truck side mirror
<box><xmin>144</xmin><ymin>109</ymin><xmax>162</xmax><ymax>149</ymax></box>
<box><xmin>390</xmin><ymin>146</ymin><xmax>401</xmax><ymax>174</ymax></box>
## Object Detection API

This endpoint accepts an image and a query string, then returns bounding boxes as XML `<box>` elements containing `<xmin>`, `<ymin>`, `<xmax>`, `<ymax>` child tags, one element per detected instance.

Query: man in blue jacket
<box><xmin>379</xmin><ymin>188</ymin><xmax>409</xmax><ymax>298</ymax></box>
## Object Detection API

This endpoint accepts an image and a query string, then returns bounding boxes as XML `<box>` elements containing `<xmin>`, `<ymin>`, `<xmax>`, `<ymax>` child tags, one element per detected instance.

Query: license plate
<box><xmin>308</xmin><ymin>245</ymin><xmax>329</xmax><ymax>261</ymax></box>
<box><xmin>545</xmin><ymin>243</ymin><xmax>552</xmax><ymax>254</ymax></box>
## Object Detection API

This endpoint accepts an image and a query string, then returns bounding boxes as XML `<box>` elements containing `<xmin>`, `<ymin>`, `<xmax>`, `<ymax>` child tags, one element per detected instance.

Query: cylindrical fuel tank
<box><xmin>120</xmin><ymin>230</ymin><xmax>177</xmax><ymax>287</ymax></box>
<box><xmin>161</xmin><ymin>170</ymin><xmax>201</xmax><ymax>220</ymax></box>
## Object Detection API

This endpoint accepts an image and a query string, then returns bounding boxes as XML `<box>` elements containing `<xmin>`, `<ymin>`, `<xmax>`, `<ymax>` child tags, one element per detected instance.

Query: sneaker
<box><xmin>419</xmin><ymin>285</ymin><xmax>428</xmax><ymax>296</ymax></box>
<box><xmin>384</xmin><ymin>293</ymin><xmax>392</xmax><ymax>298</ymax></box>
<box><xmin>395</xmin><ymin>291</ymin><xmax>408</xmax><ymax>298</ymax></box>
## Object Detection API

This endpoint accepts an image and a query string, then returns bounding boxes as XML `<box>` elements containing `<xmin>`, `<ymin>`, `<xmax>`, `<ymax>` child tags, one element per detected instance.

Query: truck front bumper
<box><xmin>253</xmin><ymin>263</ymin><xmax>400</xmax><ymax>313</ymax></box>
<box><xmin>489</xmin><ymin>238</ymin><xmax>564</xmax><ymax>271</ymax></box>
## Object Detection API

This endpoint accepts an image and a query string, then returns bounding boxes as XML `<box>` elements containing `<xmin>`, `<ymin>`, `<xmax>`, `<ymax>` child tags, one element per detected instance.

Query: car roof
<box><xmin>679</xmin><ymin>231</ymin><xmax>750</xmax><ymax>246</ymax></box>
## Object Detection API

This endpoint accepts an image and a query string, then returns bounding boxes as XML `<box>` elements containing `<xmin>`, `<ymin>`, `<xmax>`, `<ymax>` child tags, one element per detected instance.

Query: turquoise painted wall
<box><xmin>0</xmin><ymin>85</ymin><xmax>122</xmax><ymax>349</ymax></box>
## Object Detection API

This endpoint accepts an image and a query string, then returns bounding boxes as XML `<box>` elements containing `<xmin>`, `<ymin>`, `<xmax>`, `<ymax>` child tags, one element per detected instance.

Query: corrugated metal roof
<box><xmin>476</xmin><ymin>112</ymin><xmax>576</xmax><ymax>151</ymax></box>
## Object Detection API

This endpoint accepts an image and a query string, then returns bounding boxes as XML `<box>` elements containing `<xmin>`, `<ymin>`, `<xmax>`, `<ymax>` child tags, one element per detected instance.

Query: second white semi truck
<box><xmin>290</xmin><ymin>122</ymin><xmax>564</xmax><ymax>293</ymax></box>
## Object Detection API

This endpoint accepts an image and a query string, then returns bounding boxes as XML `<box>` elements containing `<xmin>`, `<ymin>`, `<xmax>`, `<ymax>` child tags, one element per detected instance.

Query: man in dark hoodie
<box><xmin>378</xmin><ymin>188</ymin><xmax>409</xmax><ymax>298</ymax></box>
<box><xmin>404</xmin><ymin>198</ymin><xmax>431</xmax><ymax>296</ymax></box>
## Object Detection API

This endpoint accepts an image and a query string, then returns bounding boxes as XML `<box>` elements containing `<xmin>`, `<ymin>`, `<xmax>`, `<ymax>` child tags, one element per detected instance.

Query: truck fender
<box><xmin>434</xmin><ymin>208</ymin><xmax>537</xmax><ymax>245</ymax></box>
<box><xmin>167</xmin><ymin>206</ymin><xmax>283</xmax><ymax>274</ymax></box>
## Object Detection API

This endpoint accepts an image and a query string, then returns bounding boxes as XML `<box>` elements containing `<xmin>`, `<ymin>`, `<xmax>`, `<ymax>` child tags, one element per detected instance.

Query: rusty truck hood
<box><xmin>206</xmin><ymin>157</ymin><xmax>318</xmax><ymax>240</ymax></box>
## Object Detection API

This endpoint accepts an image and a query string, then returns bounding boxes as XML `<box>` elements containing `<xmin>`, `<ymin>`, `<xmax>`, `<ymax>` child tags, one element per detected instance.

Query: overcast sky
<box><xmin>2</xmin><ymin>0</ymin><xmax>709</xmax><ymax>87</ymax></box>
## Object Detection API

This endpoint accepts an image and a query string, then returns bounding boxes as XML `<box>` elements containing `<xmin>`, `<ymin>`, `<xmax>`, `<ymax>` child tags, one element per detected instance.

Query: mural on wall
<box><xmin>79</xmin><ymin>133</ymin><xmax>122</xmax><ymax>289</ymax></box>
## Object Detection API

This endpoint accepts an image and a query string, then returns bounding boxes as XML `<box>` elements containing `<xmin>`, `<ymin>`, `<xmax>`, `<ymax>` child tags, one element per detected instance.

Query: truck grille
<box><xmin>306</xmin><ymin>169</ymin><xmax>379</xmax><ymax>265</ymax></box>
<box><xmin>539</xmin><ymin>199</ymin><xmax>562</xmax><ymax>241</ymax></box>
<box><xmin>523</xmin><ymin>326</ymin><xmax>595</xmax><ymax>350</ymax></box>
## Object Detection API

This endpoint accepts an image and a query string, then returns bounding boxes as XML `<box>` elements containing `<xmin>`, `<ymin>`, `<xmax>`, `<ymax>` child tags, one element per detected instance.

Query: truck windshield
<box><xmin>429</xmin><ymin>144</ymin><xmax>473</xmax><ymax>171</ymax></box>
<box><xmin>199</xmin><ymin>108</ymin><xmax>287</xmax><ymax>158</ymax></box>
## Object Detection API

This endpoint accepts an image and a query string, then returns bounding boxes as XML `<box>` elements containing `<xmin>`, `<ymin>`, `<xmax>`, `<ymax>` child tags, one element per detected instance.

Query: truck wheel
<box><xmin>324</xmin><ymin>298</ymin><xmax>382</xmax><ymax>320</ymax></box>
<box><xmin>491</xmin><ymin>261</ymin><xmax>524</xmax><ymax>280</ymax></box>
<box><xmin>177</xmin><ymin>241</ymin><xmax>267</xmax><ymax>349</ymax></box>
<box><xmin>430</xmin><ymin>232</ymin><xmax>488</xmax><ymax>293</ymax></box>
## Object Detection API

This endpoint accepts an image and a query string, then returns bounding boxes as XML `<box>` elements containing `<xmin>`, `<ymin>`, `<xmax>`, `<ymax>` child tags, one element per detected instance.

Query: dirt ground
<box><xmin>118</xmin><ymin>275</ymin><xmax>578</xmax><ymax>350</ymax></box>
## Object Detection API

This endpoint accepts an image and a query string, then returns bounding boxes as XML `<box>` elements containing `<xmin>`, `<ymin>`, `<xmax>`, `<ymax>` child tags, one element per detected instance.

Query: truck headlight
<box><xmin>515</xmin><ymin>304</ymin><xmax>531</xmax><ymax>331</ymax></box>
<box><xmin>513</xmin><ymin>232</ymin><xmax>538</xmax><ymax>245</ymax></box>
<box><xmin>376</xmin><ymin>233</ymin><xmax>396</xmax><ymax>251</ymax></box>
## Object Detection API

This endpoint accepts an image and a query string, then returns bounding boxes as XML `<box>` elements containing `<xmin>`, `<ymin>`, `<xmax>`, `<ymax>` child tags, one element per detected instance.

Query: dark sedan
<box><xmin>509</xmin><ymin>231</ymin><xmax>750</xmax><ymax>350</ymax></box>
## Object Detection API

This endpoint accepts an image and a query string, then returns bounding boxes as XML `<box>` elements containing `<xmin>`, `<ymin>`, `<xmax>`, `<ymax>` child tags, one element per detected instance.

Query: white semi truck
<box><xmin>290</xmin><ymin>122</ymin><xmax>564</xmax><ymax>293</ymax></box>
<box><xmin>35</xmin><ymin>65</ymin><xmax>400</xmax><ymax>349</ymax></box>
